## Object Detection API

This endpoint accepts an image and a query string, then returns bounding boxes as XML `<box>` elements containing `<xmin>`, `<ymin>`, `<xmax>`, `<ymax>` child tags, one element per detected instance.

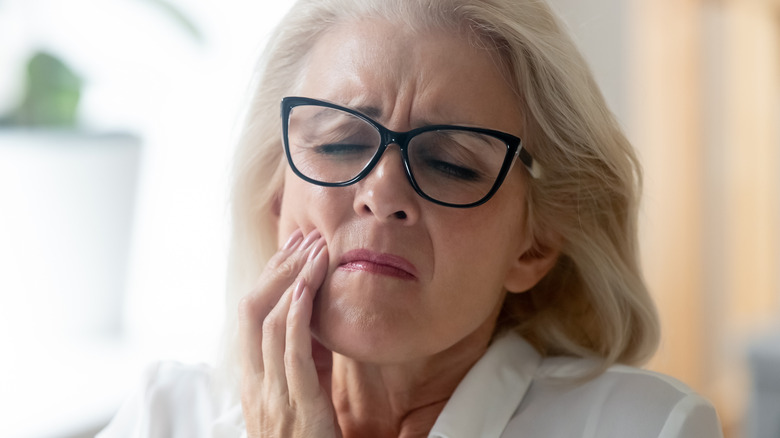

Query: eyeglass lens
<box><xmin>286</xmin><ymin>104</ymin><xmax>508</xmax><ymax>206</ymax></box>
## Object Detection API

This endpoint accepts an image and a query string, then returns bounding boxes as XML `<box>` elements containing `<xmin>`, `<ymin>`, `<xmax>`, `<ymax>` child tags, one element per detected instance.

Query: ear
<box><xmin>503</xmin><ymin>235</ymin><xmax>561</xmax><ymax>293</ymax></box>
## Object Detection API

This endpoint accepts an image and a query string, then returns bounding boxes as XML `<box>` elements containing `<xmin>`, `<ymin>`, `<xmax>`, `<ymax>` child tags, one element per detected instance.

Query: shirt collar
<box><xmin>212</xmin><ymin>332</ymin><xmax>541</xmax><ymax>438</ymax></box>
<box><xmin>428</xmin><ymin>331</ymin><xmax>542</xmax><ymax>438</ymax></box>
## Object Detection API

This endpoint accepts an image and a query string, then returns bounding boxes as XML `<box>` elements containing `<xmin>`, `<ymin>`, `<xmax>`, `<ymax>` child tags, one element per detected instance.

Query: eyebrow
<box><xmin>351</xmin><ymin>104</ymin><xmax>383</xmax><ymax>120</ymax></box>
<box><xmin>340</xmin><ymin>98</ymin><xmax>481</xmax><ymax>129</ymax></box>
<box><xmin>350</xmin><ymin>104</ymin><xmax>468</xmax><ymax>128</ymax></box>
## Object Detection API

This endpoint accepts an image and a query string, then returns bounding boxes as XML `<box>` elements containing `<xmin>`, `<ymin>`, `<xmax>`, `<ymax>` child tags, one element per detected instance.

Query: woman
<box><xmin>99</xmin><ymin>0</ymin><xmax>723</xmax><ymax>436</ymax></box>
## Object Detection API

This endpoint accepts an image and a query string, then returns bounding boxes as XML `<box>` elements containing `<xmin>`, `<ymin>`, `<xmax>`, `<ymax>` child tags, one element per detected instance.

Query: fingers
<box><xmin>239</xmin><ymin>229</ymin><xmax>323</xmax><ymax>380</ymax></box>
<box><xmin>251</xmin><ymin>229</ymin><xmax>320</xmax><ymax>316</ymax></box>
<box><xmin>262</xmin><ymin>237</ymin><xmax>328</xmax><ymax>396</ymax></box>
<box><xmin>239</xmin><ymin>228</ymin><xmax>339</xmax><ymax>438</ymax></box>
<box><xmin>239</xmin><ymin>229</ymin><xmax>304</xmax><ymax>376</ymax></box>
<box><xmin>261</xmin><ymin>283</ymin><xmax>294</xmax><ymax>394</ymax></box>
<box><xmin>285</xmin><ymin>244</ymin><xmax>329</xmax><ymax>401</ymax></box>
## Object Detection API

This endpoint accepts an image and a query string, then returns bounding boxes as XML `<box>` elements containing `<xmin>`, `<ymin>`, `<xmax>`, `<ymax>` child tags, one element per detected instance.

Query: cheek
<box><xmin>430</xmin><ymin>190</ymin><xmax>528</xmax><ymax>291</ymax></box>
<box><xmin>278</xmin><ymin>175</ymin><xmax>316</xmax><ymax>239</ymax></box>
<box><xmin>439</xmin><ymin>204</ymin><xmax>525</xmax><ymax>259</ymax></box>
<box><xmin>277</xmin><ymin>171</ymin><xmax>354</xmax><ymax>242</ymax></box>
<box><xmin>433</xmin><ymin>226</ymin><xmax>510</xmax><ymax>302</ymax></box>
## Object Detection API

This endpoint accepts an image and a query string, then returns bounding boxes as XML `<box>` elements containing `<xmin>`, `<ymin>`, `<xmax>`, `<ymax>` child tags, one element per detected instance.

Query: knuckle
<box><xmin>265</xmin><ymin>245</ymin><xmax>292</xmax><ymax>266</ymax></box>
<box><xmin>283</xmin><ymin>349</ymin><xmax>303</xmax><ymax>372</ymax></box>
<box><xmin>265</xmin><ymin>246</ymin><xmax>307</xmax><ymax>279</ymax></box>
<box><xmin>238</xmin><ymin>290</ymin><xmax>270</xmax><ymax>322</ymax></box>
<box><xmin>274</xmin><ymin>256</ymin><xmax>302</xmax><ymax>279</ymax></box>
<box><xmin>262</xmin><ymin>314</ymin><xmax>283</xmax><ymax>337</ymax></box>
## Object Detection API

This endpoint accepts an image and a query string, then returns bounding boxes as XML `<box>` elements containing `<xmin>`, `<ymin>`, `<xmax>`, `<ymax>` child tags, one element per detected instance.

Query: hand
<box><xmin>238</xmin><ymin>229</ymin><xmax>342</xmax><ymax>438</ymax></box>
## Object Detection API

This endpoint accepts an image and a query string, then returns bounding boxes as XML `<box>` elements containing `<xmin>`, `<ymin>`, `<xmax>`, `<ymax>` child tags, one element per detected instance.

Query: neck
<box><xmin>331</xmin><ymin>321</ymin><xmax>496</xmax><ymax>438</ymax></box>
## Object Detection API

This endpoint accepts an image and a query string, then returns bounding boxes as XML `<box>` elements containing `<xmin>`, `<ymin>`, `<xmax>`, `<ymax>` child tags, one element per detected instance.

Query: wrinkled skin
<box><xmin>238</xmin><ymin>19</ymin><xmax>559</xmax><ymax>438</ymax></box>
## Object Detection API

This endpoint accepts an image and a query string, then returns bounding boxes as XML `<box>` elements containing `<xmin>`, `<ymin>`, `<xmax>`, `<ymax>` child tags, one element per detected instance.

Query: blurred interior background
<box><xmin>0</xmin><ymin>0</ymin><xmax>777</xmax><ymax>437</ymax></box>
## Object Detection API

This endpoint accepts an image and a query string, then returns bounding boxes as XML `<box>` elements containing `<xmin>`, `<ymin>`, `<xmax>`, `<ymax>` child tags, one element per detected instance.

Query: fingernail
<box><xmin>282</xmin><ymin>229</ymin><xmax>304</xmax><ymax>250</ymax></box>
<box><xmin>307</xmin><ymin>237</ymin><xmax>326</xmax><ymax>262</ymax></box>
<box><xmin>300</xmin><ymin>230</ymin><xmax>322</xmax><ymax>250</ymax></box>
<box><xmin>293</xmin><ymin>279</ymin><xmax>305</xmax><ymax>302</ymax></box>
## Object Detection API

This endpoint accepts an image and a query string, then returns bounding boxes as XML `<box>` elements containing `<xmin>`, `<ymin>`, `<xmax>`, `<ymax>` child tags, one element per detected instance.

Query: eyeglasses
<box><xmin>280</xmin><ymin>96</ymin><xmax>536</xmax><ymax>208</ymax></box>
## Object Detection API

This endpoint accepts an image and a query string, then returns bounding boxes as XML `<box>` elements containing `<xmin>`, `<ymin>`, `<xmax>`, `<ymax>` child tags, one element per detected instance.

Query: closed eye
<box><xmin>422</xmin><ymin>158</ymin><xmax>482</xmax><ymax>181</ymax></box>
<box><xmin>312</xmin><ymin>143</ymin><xmax>374</xmax><ymax>156</ymax></box>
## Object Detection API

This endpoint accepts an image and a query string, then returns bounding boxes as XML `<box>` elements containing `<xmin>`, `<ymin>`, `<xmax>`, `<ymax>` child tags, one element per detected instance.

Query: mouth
<box><xmin>338</xmin><ymin>249</ymin><xmax>418</xmax><ymax>280</ymax></box>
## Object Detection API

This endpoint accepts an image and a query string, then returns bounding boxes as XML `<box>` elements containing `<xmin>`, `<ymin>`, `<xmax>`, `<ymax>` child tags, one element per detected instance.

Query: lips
<box><xmin>338</xmin><ymin>249</ymin><xmax>418</xmax><ymax>280</ymax></box>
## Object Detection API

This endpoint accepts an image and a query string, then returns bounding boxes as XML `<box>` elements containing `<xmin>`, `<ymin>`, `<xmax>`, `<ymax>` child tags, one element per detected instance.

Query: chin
<box><xmin>311</xmin><ymin>293</ymin><xmax>434</xmax><ymax>364</ymax></box>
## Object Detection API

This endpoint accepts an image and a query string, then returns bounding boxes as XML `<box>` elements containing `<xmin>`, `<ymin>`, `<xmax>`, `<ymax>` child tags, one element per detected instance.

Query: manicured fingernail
<box><xmin>293</xmin><ymin>279</ymin><xmax>305</xmax><ymax>302</ymax></box>
<box><xmin>282</xmin><ymin>229</ymin><xmax>304</xmax><ymax>250</ymax></box>
<box><xmin>307</xmin><ymin>237</ymin><xmax>326</xmax><ymax>262</ymax></box>
<box><xmin>300</xmin><ymin>230</ymin><xmax>322</xmax><ymax>250</ymax></box>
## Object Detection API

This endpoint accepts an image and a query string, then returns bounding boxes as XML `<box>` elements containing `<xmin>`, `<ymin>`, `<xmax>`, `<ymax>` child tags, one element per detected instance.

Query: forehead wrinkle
<box><xmin>300</xmin><ymin>17</ymin><xmax>521</xmax><ymax>134</ymax></box>
<box><xmin>302</xmin><ymin>22</ymin><xmax>410</xmax><ymax>123</ymax></box>
<box><xmin>302</xmin><ymin>19</ymin><xmax>451</xmax><ymax>128</ymax></box>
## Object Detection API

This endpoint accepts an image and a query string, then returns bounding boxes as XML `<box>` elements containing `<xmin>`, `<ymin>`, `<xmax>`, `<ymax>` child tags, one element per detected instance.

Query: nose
<box><xmin>353</xmin><ymin>145</ymin><xmax>420</xmax><ymax>223</ymax></box>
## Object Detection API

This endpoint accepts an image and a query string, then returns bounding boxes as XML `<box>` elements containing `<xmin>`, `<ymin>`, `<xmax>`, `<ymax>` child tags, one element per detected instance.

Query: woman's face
<box><xmin>277</xmin><ymin>19</ymin><xmax>536</xmax><ymax>363</ymax></box>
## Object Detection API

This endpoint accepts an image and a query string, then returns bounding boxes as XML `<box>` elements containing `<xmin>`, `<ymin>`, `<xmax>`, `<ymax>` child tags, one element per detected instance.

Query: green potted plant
<box><xmin>0</xmin><ymin>0</ymin><xmax>201</xmax><ymax>340</ymax></box>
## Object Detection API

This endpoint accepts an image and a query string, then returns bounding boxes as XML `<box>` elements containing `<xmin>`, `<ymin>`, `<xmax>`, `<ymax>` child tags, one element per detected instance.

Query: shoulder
<box><xmin>130</xmin><ymin>361</ymin><xmax>218</xmax><ymax>416</ymax></box>
<box><xmin>145</xmin><ymin>361</ymin><xmax>215</xmax><ymax>397</ymax></box>
<box><xmin>97</xmin><ymin>361</ymin><xmax>239</xmax><ymax>438</ymax></box>
<box><xmin>503</xmin><ymin>357</ymin><xmax>723</xmax><ymax>438</ymax></box>
<box><xmin>136</xmin><ymin>361</ymin><xmax>213</xmax><ymax>392</ymax></box>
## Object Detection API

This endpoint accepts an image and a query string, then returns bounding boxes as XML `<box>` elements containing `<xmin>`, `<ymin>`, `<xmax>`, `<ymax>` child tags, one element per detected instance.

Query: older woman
<box><xmin>99</xmin><ymin>0</ymin><xmax>723</xmax><ymax>437</ymax></box>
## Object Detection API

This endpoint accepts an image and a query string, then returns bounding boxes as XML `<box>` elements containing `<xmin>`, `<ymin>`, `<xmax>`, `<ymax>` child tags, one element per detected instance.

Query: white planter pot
<box><xmin>0</xmin><ymin>130</ymin><xmax>141</xmax><ymax>341</ymax></box>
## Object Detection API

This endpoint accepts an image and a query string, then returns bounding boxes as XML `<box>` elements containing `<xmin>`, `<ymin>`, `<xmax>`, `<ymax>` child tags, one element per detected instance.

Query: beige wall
<box><xmin>633</xmin><ymin>0</ymin><xmax>780</xmax><ymax>435</ymax></box>
<box><xmin>552</xmin><ymin>0</ymin><xmax>780</xmax><ymax>435</ymax></box>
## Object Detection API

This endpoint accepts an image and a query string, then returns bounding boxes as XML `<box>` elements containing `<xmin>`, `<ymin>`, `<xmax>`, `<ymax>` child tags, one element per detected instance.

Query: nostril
<box><xmin>359</xmin><ymin>202</ymin><xmax>409</xmax><ymax>221</ymax></box>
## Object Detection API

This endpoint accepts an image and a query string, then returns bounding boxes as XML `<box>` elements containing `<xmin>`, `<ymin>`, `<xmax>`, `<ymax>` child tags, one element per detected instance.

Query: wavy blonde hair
<box><xmin>221</xmin><ymin>0</ymin><xmax>660</xmax><ymax>383</ymax></box>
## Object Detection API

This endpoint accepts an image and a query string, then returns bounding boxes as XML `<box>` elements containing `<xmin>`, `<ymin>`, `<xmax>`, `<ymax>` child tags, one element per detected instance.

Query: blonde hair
<box><xmin>221</xmin><ymin>0</ymin><xmax>660</xmax><ymax>383</ymax></box>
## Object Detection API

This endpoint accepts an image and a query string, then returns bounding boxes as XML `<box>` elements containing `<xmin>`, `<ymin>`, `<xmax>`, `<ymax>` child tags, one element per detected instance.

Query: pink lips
<box><xmin>338</xmin><ymin>249</ymin><xmax>418</xmax><ymax>280</ymax></box>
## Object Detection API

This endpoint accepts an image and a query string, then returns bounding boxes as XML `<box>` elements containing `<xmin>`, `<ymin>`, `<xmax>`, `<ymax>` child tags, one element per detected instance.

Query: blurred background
<box><xmin>0</xmin><ymin>0</ymin><xmax>777</xmax><ymax>437</ymax></box>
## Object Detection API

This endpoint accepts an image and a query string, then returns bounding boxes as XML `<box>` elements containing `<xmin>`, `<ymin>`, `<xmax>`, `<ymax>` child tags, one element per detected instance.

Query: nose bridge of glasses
<box><xmin>364</xmin><ymin>130</ymin><xmax>413</xmax><ymax>187</ymax></box>
<box><xmin>371</xmin><ymin>129</ymin><xmax>411</xmax><ymax>170</ymax></box>
<box><xmin>381</xmin><ymin>128</ymin><xmax>411</xmax><ymax>151</ymax></box>
<box><xmin>373</xmin><ymin>140</ymin><xmax>407</xmax><ymax>173</ymax></box>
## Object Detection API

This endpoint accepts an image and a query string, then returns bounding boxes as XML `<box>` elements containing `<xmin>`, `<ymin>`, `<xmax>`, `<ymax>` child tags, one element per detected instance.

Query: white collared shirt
<box><xmin>98</xmin><ymin>333</ymin><xmax>723</xmax><ymax>438</ymax></box>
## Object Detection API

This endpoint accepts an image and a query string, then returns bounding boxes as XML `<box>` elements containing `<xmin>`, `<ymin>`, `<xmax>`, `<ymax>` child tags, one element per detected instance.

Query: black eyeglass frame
<box><xmin>280</xmin><ymin>96</ymin><xmax>534</xmax><ymax>208</ymax></box>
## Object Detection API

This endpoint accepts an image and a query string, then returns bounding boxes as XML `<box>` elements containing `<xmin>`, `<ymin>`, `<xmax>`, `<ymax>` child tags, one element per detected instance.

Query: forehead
<box><xmin>296</xmin><ymin>18</ymin><xmax>522</xmax><ymax>131</ymax></box>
